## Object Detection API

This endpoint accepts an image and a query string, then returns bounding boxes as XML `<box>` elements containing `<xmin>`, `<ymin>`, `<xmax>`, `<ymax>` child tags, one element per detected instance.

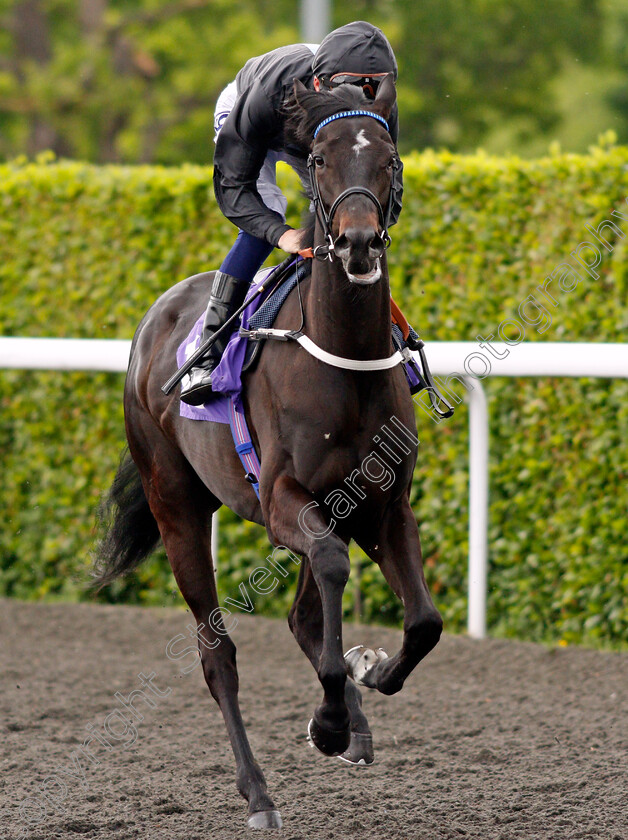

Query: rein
<box><xmin>305</xmin><ymin>110</ymin><xmax>397</xmax><ymax>262</ymax></box>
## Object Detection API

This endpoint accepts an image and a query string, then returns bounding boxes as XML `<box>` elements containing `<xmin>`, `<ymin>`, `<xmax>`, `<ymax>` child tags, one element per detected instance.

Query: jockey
<box><xmin>181</xmin><ymin>21</ymin><xmax>403</xmax><ymax>406</ymax></box>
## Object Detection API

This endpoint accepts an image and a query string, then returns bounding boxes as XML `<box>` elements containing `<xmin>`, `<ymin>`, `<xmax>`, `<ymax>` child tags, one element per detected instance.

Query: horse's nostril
<box><xmin>368</xmin><ymin>233</ymin><xmax>386</xmax><ymax>258</ymax></box>
<box><xmin>334</xmin><ymin>233</ymin><xmax>350</xmax><ymax>257</ymax></box>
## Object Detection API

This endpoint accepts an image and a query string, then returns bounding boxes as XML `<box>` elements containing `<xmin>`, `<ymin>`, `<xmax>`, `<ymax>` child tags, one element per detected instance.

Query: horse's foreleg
<box><xmin>289</xmin><ymin>559</ymin><xmax>374</xmax><ymax>765</ymax></box>
<box><xmin>129</xmin><ymin>428</ymin><xmax>281</xmax><ymax>829</ymax></box>
<box><xmin>353</xmin><ymin>498</ymin><xmax>443</xmax><ymax>696</ymax></box>
<box><xmin>267</xmin><ymin>475</ymin><xmax>351</xmax><ymax>756</ymax></box>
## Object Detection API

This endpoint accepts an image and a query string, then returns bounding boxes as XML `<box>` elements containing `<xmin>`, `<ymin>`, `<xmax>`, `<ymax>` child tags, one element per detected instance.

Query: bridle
<box><xmin>306</xmin><ymin>110</ymin><xmax>398</xmax><ymax>262</ymax></box>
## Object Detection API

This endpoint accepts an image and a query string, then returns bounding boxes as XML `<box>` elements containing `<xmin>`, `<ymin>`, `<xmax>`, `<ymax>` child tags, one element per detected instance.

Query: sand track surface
<box><xmin>1</xmin><ymin>599</ymin><xmax>626</xmax><ymax>839</ymax></box>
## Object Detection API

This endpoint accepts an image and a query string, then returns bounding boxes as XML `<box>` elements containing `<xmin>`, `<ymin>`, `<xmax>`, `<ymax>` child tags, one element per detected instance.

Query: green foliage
<box><xmin>602</xmin><ymin>0</ymin><xmax>628</xmax><ymax>130</ymax></box>
<box><xmin>0</xmin><ymin>0</ymin><xmax>294</xmax><ymax>164</ymax></box>
<box><xmin>386</xmin><ymin>0</ymin><xmax>603</xmax><ymax>153</ymax></box>
<box><xmin>0</xmin><ymin>0</ymin><xmax>622</xmax><ymax>162</ymax></box>
<box><xmin>0</xmin><ymin>149</ymin><xmax>626</xmax><ymax>648</ymax></box>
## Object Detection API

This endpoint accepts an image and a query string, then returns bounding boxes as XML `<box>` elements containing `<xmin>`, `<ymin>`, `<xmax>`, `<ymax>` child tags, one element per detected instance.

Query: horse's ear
<box><xmin>293</xmin><ymin>78</ymin><xmax>309</xmax><ymax>108</ymax></box>
<box><xmin>372</xmin><ymin>73</ymin><xmax>396</xmax><ymax>120</ymax></box>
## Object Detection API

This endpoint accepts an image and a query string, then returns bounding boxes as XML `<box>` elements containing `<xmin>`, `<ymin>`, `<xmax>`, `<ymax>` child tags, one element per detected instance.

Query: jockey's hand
<box><xmin>278</xmin><ymin>228</ymin><xmax>305</xmax><ymax>253</ymax></box>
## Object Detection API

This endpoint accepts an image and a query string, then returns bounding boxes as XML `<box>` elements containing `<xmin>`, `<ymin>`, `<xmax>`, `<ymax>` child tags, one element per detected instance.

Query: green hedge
<box><xmin>0</xmin><ymin>147</ymin><xmax>626</xmax><ymax>647</ymax></box>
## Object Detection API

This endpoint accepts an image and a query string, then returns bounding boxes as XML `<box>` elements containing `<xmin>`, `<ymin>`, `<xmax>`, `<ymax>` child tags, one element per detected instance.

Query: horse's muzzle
<box><xmin>334</xmin><ymin>226</ymin><xmax>386</xmax><ymax>285</ymax></box>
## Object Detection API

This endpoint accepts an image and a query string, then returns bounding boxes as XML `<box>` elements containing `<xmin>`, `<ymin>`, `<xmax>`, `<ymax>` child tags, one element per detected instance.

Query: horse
<box><xmin>95</xmin><ymin>75</ymin><xmax>443</xmax><ymax>830</ymax></box>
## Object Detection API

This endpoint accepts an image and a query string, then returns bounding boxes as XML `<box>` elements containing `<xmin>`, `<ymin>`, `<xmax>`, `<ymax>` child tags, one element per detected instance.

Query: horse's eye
<box><xmin>387</xmin><ymin>156</ymin><xmax>398</xmax><ymax>171</ymax></box>
<box><xmin>313</xmin><ymin>155</ymin><xmax>325</xmax><ymax>168</ymax></box>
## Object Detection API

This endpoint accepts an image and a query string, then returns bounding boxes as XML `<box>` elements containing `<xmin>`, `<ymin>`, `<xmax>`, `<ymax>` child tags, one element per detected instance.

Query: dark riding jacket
<box><xmin>213</xmin><ymin>43</ymin><xmax>403</xmax><ymax>248</ymax></box>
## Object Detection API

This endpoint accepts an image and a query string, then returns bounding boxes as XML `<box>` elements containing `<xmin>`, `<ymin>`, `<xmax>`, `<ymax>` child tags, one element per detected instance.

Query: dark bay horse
<box><xmin>96</xmin><ymin>76</ymin><xmax>442</xmax><ymax>830</ymax></box>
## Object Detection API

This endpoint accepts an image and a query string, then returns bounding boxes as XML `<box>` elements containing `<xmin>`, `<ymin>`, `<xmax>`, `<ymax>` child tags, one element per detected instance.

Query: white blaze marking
<box><xmin>352</xmin><ymin>129</ymin><xmax>370</xmax><ymax>154</ymax></box>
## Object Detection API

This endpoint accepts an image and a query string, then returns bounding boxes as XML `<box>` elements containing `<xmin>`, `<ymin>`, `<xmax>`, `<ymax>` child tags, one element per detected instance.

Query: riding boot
<box><xmin>180</xmin><ymin>271</ymin><xmax>250</xmax><ymax>406</ymax></box>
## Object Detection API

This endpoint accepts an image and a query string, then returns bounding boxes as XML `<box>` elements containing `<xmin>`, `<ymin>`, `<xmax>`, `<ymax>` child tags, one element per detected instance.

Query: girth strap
<box><xmin>229</xmin><ymin>397</ymin><xmax>261</xmax><ymax>499</ymax></box>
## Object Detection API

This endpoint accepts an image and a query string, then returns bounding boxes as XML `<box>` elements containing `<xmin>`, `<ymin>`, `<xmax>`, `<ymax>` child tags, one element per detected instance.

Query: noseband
<box><xmin>306</xmin><ymin>110</ymin><xmax>398</xmax><ymax>262</ymax></box>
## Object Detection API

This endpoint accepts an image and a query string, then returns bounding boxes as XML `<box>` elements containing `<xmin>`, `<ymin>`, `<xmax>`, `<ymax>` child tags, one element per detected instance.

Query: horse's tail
<box><xmin>92</xmin><ymin>448</ymin><xmax>161</xmax><ymax>589</ymax></box>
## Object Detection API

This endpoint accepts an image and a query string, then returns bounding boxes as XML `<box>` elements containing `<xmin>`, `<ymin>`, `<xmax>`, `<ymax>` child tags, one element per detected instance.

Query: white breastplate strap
<box><xmin>241</xmin><ymin>327</ymin><xmax>404</xmax><ymax>372</ymax></box>
<box><xmin>296</xmin><ymin>333</ymin><xmax>403</xmax><ymax>370</ymax></box>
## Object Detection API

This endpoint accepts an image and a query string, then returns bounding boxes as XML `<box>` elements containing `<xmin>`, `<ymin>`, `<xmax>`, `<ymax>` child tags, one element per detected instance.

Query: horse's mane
<box><xmin>283</xmin><ymin>84</ymin><xmax>374</xmax><ymax>151</ymax></box>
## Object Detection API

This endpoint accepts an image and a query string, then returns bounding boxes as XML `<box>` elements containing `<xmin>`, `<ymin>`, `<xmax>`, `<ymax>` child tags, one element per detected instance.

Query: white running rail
<box><xmin>2</xmin><ymin>337</ymin><xmax>626</xmax><ymax>638</ymax></box>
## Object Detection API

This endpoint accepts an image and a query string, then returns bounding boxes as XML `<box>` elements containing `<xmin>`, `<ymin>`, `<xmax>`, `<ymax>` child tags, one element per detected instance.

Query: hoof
<box><xmin>307</xmin><ymin>717</ymin><xmax>350</xmax><ymax>757</ymax></box>
<box><xmin>344</xmin><ymin>645</ymin><xmax>388</xmax><ymax>688</ymax></box>
<box><xmin>247</xmin><ymin>809</ymin><xmax>283</xmax><ymax>829</ymax></box>
<box><xmin>338</xmin><ymin>731</ymin><xmax>374</xmax><ymax>767</ymax></box>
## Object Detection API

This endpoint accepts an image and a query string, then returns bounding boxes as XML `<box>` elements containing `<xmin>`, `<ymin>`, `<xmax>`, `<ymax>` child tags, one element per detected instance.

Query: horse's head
<box><xmin>286</xmin><ymin>77</ymin><xmax>399</xmax><ymax>285</ymax></box>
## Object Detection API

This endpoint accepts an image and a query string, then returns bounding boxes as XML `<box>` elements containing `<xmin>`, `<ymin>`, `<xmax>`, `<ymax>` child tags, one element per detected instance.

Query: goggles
<box><xmin>325</xmin><ymin>72</ymin><xmax>390</xmax><ymax>100</ymax></box>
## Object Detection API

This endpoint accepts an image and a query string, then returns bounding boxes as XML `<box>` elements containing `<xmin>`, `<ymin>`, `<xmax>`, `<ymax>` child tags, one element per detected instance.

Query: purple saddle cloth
<box><xmin>176</xmin><ymin>265</ymin><xmax>283</xmax><ymax>424</ymax></box>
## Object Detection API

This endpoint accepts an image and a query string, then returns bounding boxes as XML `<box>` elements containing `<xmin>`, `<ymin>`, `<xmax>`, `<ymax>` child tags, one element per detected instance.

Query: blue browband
<box><xmin>313</xmin><ymin>110</ymin><xmax>390</xmax><ymax>139</ymax></box>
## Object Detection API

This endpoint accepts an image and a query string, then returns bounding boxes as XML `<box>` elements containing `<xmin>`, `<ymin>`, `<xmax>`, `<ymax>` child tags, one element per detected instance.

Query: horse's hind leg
<box><xmin>352</xmin><ymin>498</ymin><xmax>443</xmax><ymax>696</ymax></box>
<box><xmin>128</xmin><ymin>423</ymin><xmax>281</xmax><ymax>829</ymax></box>
<box><xmin>289</xmin><ymin>558</ymin><xmax>375</xmax><ymax>766</ymax></box>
